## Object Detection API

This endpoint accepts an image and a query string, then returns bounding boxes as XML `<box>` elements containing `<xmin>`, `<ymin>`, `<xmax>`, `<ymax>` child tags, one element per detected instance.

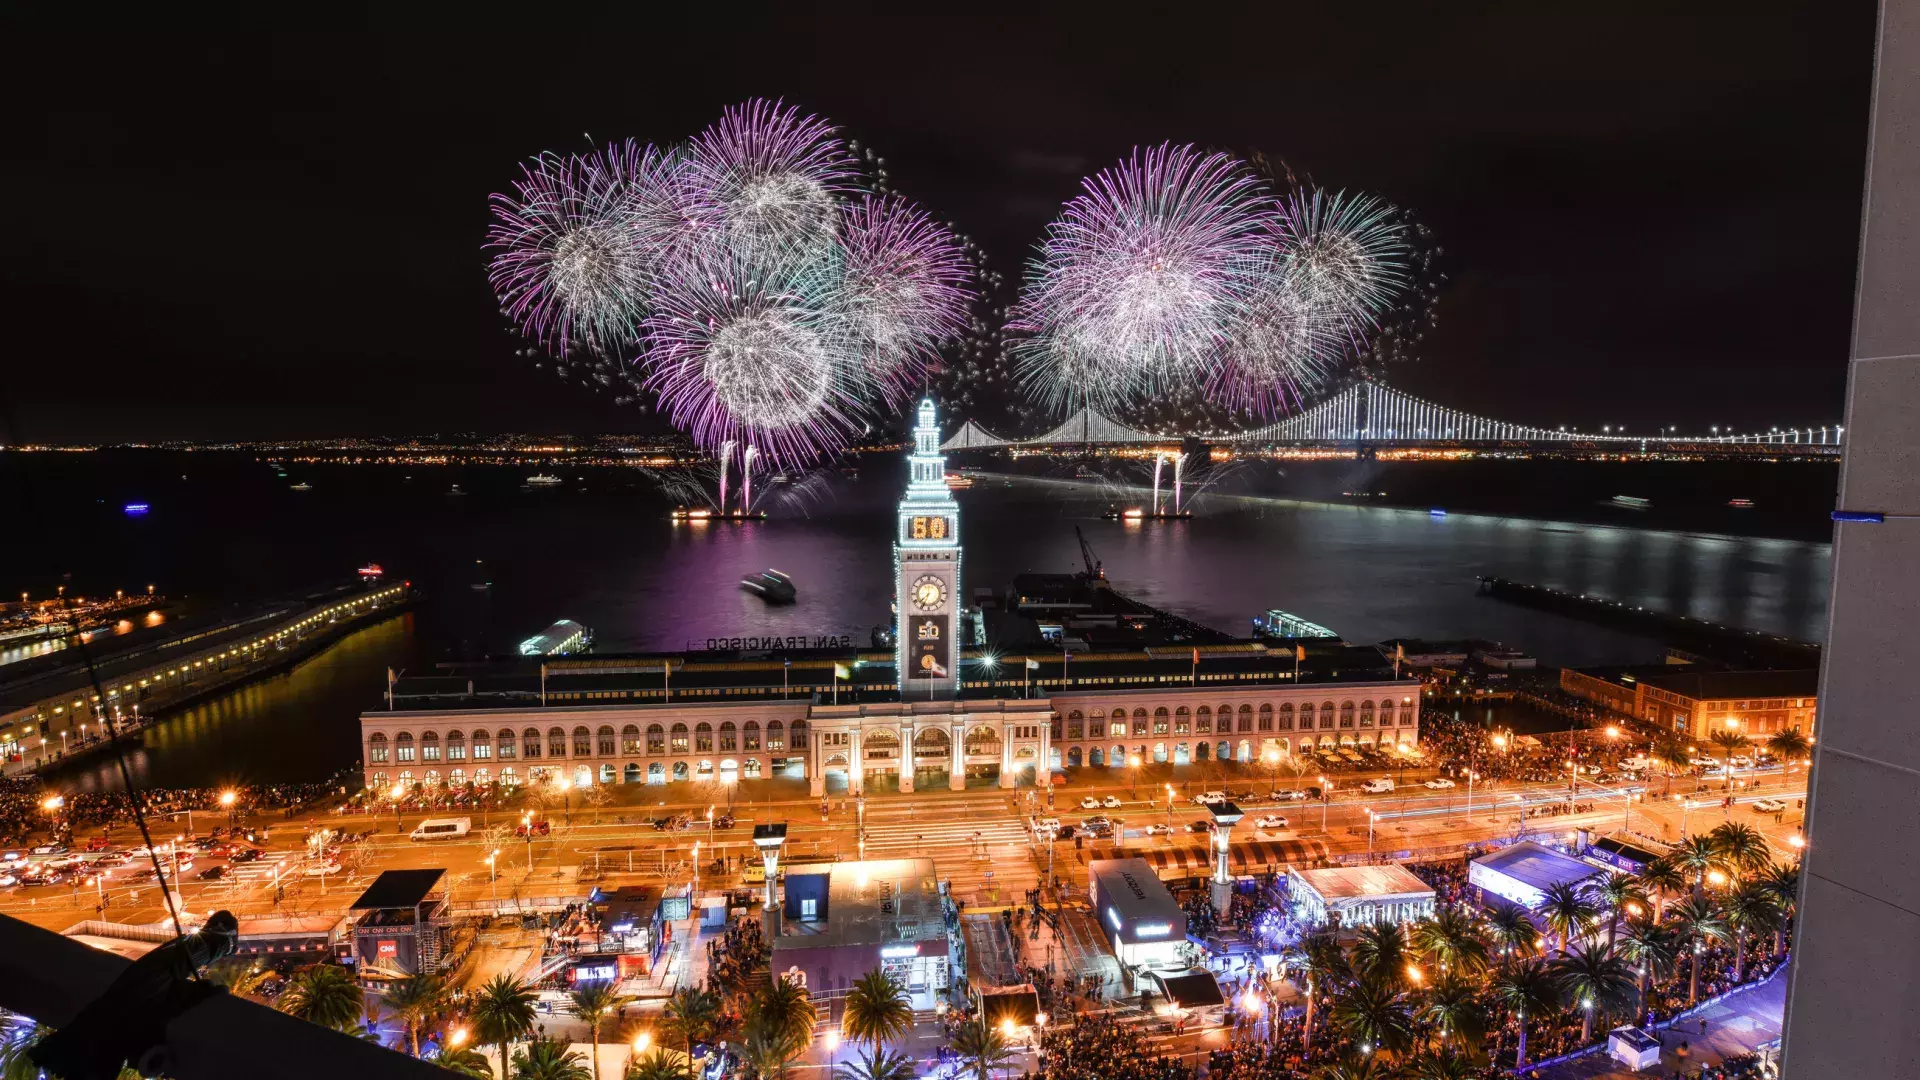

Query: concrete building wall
<box><xmin>1780</xmin><ymin>3</ymin><xmax>1920</xmax><ymax>1075</ymax></box>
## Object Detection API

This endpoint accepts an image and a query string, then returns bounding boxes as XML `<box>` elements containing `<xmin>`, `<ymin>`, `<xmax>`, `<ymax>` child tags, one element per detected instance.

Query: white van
<box><xmin>409</xmin><ymin>817</ymin><xmax>472</xmax><ymax>842</ymax></box>
<box><xmin>1360</xmin><ymin>778</ymin><xmax>1395</xmax><ymax>794</ymax></box>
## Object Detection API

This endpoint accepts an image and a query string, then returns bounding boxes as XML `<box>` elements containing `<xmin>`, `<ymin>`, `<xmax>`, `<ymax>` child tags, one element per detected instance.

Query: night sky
<box><xmin>1</xmin><ymin>9</ymin><xmax>1878</xmax><ymax>444</ymax></box>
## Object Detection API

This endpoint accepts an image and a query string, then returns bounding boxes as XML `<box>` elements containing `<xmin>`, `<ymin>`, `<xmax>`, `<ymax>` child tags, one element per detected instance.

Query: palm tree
<box><xmin>278</xmin><ymin>963</ymin><xmax>366</xmax><ymax>1032</ymax></box>
<box><xmin>1721</xmin><ymin>881</ymin><xmax>1782</xmax><ymax>983</ymax></box>
<box><xmin>205</xmin><ymin>956</ymin><xmax>273</xmax><ymax>997</ymax></box>
<box><xmin>1707</xmin><ymin>729</ymin><xmax>1750</xmax><ymax>791</ymax></box>
<box><xmin>1708</xmin><ymin>821</ymin><xmax>1772</xmax><ymax>876</ymax></box>
<box><xmin>739</xmin><ymin>980</ymin><xmax>817</xmax><ymax>1080</ymax></box>
<box><xmin>1329</xmin><ymin>978</ymin><xmax>1415</xmax><ymax>1056</ymax></box>
<box><xmin>385</xmin><ymin>973</ymin><xmax>451</xmax><ymax>1057</ymax></box>
<box><xmin>1616</xmin><ymin>917</ymin><xmax>1679</xmax><ymax>1002</ymax></box>
<box><xmin>1756</xmin><ymin>860</ymin><xmax>1800</xmax><ymax>957</ymax></box>
<box><xmin>833</xmin><ymin>1047</ymin><xmax>917</xmax><ymax>1080</ymax></box>
<box><xmin>441</xmin><ymin>1048</ymin><xmax>497</xmax><ymax>1078</ymax></box>
<box><xmin>841</xmin><ymin>968</ymin><xmax>912</xmax><ymax>1051</ymax></box>
<box><xmin>1547</xmin><ymin>943</ymin><xmax>1637</xmax><ymax>1042</ymax></box>
<box><xmin>1637</xmin><ymin>858</ymin><xmax>1687</xmax><ymax>922</ymax></box>
<box><xmin>513</xmin><ymin>1037</ymin><xmax>592</xmax><ymax>1080</ymax></box>
<box><xmin>1668</xmin><ymin>896</ymin><xmax>1730</xmax><ymax>1003</ymax></box>
<box><xmin>1402</xmin><ymin>1052</ymin><xmax>1478</xmax><ymax>1080</ymax></box>
<box><xmin>1</xmin><ymin>1021</ymin><xmax>53</xmax><ymax>1080</ymax></box>
<box><xmin>1309</xmin><ymin>1054</ymin><xmax>1396</xmax><ymax>1080</ymax></box>
<box><xmin>663</xmin><ymin>986</ymin><xmax>723</xmax><ymax>1051</ymax></box>
<box><xmin>1488</xmin><ymin>959</ymin><xmax>1559</xmax><ymax>1070</ymax></box>
<box><xmin>1413</xmin><ymin>974</ymin><xmax>1485</xmax><ymax>1052</ymax></box>
<box><xmin>1668</xmin><ymin>835</ymin><xmax>1724</xmax><ymax>899</ymax></box>
<box><xmin>1483</xmin><ymin>904</ymin><xmax>1538</xmax><ymax>969</ymax></box>
<box><xmin>947</xmin><ymin>1017</ymin><xmax>1012</xmax><ymax>1080</ymax></box>
<box><xmin>1287</xmin><ymin>928</ymin><xmax>1351</xmax><ymax>1056</ymax></box>
<box><xmin>1409</xmin><ymin>906</ymin><xmax>1489</xmax><ymax>976</ymax></box>
<box><xmin>1766</xmin><ymin>726</ymin><xmax>1811</xmax><ymax>765</ymax></box>
<box><xmin>1351</xmin><ymin>922</ymin><xmax>1410</xmax><ymax>988</ymax></box>
<box><xmin>1538</xmin><ymin>881</ymin><xmax>1600</xmax><ymax>952</ymax></box>
<box><xmin>1652</xmin><ymin>737</ymin><xmax>1691</xmax><ymax>789</ymax></box>
<box><xmin>570</xmin><ymin>983</ymin><xmax>631</xmax><ymax>1080</ymax></box>
<box><xmin>624</xmin><ymin>1049</ymin><xmax>693</xmax><ymax>1080</ymax></box>
<box><xmin>1589</xmin><ymin>873</ymin><xmax>1649</xmax><ymax>947</ymax></box>
<box><xmin>472</xmin><ymin>974</ymin><xmax>541</xmax><ymax>1080</ymax></box>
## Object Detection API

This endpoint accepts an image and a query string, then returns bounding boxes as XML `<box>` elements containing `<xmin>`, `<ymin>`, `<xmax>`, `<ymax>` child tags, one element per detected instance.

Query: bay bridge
<box><xmin>940</xmin><ymin>380</ymin><xmax>1844</xmax><ymax>455</ymax></box>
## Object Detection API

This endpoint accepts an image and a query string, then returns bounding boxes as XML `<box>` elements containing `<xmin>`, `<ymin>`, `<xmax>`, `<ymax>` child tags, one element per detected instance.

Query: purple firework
<box><xmin>686</xmin><ymin>98</ymin><xmax>861</xmax><ymax>262</ymax></box>
<box><xmin>832</xmin><ymin>195</ymin><xmax>976</xmax><ymax>405</ymax></box>
<box><xmin>486</xmin><ymin>141</ymin><xmax>681</xmax><ymax>354</ymax></box>
<box><xmin>1014</xmin><ymin>143</ymin><xmax>1273</xmax><ymax>412</ymax></box>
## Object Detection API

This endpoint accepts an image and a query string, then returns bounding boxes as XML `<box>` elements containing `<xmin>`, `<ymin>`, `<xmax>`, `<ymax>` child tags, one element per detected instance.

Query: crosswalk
<box><xmin>858</xmin><ymin>818</ymin><xmax>1029</xmax><ymax>856</ymax></box>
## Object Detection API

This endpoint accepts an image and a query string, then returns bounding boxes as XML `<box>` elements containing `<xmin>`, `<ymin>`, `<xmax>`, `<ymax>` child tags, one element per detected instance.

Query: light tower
<box><xmin>753</xmin><ymin>822</ymin><xmax>789</xmax><ymax>939</ymax></box>
<box><xmin>1207</xmin><ymin>801</ymin><xmax>1245</xmax><ymax>915</ymax></box>
<box><xmin>895</xmin><ymin>399</ymin><xmax>962</xmax><ymax>705</ymax></box>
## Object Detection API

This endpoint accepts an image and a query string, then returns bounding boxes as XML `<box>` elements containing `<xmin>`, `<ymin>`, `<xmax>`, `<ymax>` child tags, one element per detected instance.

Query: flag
<box><xmin>1296</xmin><ymin>644</ymin><xmax>1307</xmax><ymax>662</ymax></box>
<box><xmin>1192</xmin><ymin>648</ymin><xmax>1200</xmax><ymax>664</ymax></box>
<box><xmin>833</xmin><ymin>663</ymin><xmax>850</xmax><ymax>679</ymax></box>
<box><xmin>1026</xmin><ymin>658</ymin><xmax>1041</xmax><ymax>670</ymax></box>
<box><xmin>1395</xmin><ymin>642</ymin><xmax>1406</xmax><ymax>661</ymax></box>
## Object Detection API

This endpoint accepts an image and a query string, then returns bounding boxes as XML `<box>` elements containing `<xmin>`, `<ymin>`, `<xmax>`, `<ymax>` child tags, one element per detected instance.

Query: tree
<box><xmin>1637</xmin><ymin>858</ymin><xmax>1687</xmax><ymax>922</ymax></box>
<box><xmin>1668</xmin><ymin>896</ymin><xmax>1730</xmax><ymax>1004</ymax></box>
<box><xmin>1408</xmin><ymin>906</ymin><xmax>1489</xmax><ymax>976</ymax></box>
<box><xmin>663</xmin><ymin>987</ymin><xmax>724</xmax><ymax>1051</ymax></box>
<box><xmin>625</xmin><ymin>1049</ymin><xmax>693</xmax><ymax>1080</ymax></box>
<box><xmin>1707</xmin><ymin>729</ymin><xmax>1750</xmax><ymax>791</ymax></box>
<box><xmin>1</xmin><ymin>1021</ymin><xmax>53</xmax><ymax>1080</ymax></box>
<box><xmin>1721</xmin><ymin>881</ymin><xmax>1782</xmax><ymax>983</ymax></box>
<box><xmin>278</xmin><ymin>963</ymin><xmax>366</xmax><ymax>1032</ymax></box>
<box><xmin>205</xmin><ymin>956</ymin><xmax>274</xmax><ymax>996</ymax></box>
<box><xmin>1402</xmin><ymin>1052</ymin><xmax>1478</xmax><ymax>1080</ymax></box>
<box><xmin>1329</xmin><ymin>977</ymin><xmax>1414</xmax><ymax>1056</ymax></box>
<box><xmin>1538</xmin><ymin>881</ymin><xmax>1600</xmax><ymax>952</ymax></box>
<box><xmin>1708</xmin><ymin>821</ymin><xmax>1772</xmax><ymax>876</ymax></box>
<box><xmin>512</xmin><ymin>1037</ymin><xmax>592</xmax><ymax>1080</ymax></box>
<box><xmin>1488</xmin><ymin>959</ymin><xmax>1559</xmax><ymax>1070</ymax></box>
<box><xmin>472</xmin><ymin>975</ymin><xmax>541</xmax><ymax>1080</ymax></box>
<box><xmin>1652</xmin><ymin>737</ymin><xmax>1691</xmax><ymax>788</ymax></box>
<box><xmin>1413</xmin><ymin>974</ymin><xmax>1485</xmax><ymax>1052</ymax></box>
<box><xmin>1547</xmin><ymin>943</ymin><xmax>1637</xmax><ymax>1043</ymax></box>
<box><xmin>841</xmin><ymin>968</ymin><xmax>912</xmax><ymax>1051</ymax></box>
<box><xmin>1351</xmin><ymin>922</ymin><xmax>1410</xmax><ymax>988</ymax></box>
<box><xmin>1309</xmin><ymin>1055</ymin><xmax>1396</xmax><ymax>1080</ymax></box>
<box><xmin>570</xmin><ymin>983</ymin><xmax>632</xmax><ymax>1080</ymax></box>
<box><xmin>1615</xmin><ymin>917</ymin><xmax>1679</xmax><ymax>1003</ymax></box>
<box><xmin>441</xmin><ymin>1048</ymin><xmax>498</xmax><ymax>1078</ymax></box>
<box><xmin>947</xmin><ymin>1018</ymin><xmax>1012</xmax><ymax>1080</ymax></box>
<box><xmin>1757</xmin><ymin>860</ymin><xmax>1800</xmax><ymax>957</ymax></box>
<box><xmin>1287</xmin><ymin>929</ymin><xmax>1350</xmax><ymax>1057</ymax></box>
<box><xmin>1766</xmin><ymin>727</ymin><xmax>1811</xmax><ymax>765</ymax></box>
<box><xmin>1589</xmin><ymin>872</ymin><xmax>1649</xmax><ymax>948</ymax></box>
<box><xmin>1667</xmin><ymin>836</ymin><xmax>1725</xmax><ymax>899</ymax></box>
<box><xmin>386</xmin><ymin>973</ymin><xmax>452</xmax><ymax>1057</ymax></box>
<box><xmin>738</xmin><ymin>980</ymin><xmax>816</xmax><ymax>1080</ymax></box>
<box><xmin>1483</xmin><ymin>904</ymin><xmax>1539</xmax><ymax>969</ymax></box>
<box><xmin>833</xmin><ymin>1047</ymin><xmax>917</xmax><ymax>1080</ymax></box>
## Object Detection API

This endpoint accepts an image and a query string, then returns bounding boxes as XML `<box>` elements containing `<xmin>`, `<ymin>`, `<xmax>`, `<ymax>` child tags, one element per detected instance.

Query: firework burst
<box><xmin>1014</xmin><ymin>143</ymin><xmax>1271</xmax><ymax>412</ymax></box>
<box><xmin>831</xmin><ymin>194</ymin><xmax>974</xmax><ymax>404</ymax></box>
<box><xmin>686</xmin><ymin>98</ymin><xmax>860</xmax><ymax>263</ymax></box>
<box><xmin>1274</xmin><ymin>187</ymin><xmax>1410</xmax><ymax>338</ymax></box>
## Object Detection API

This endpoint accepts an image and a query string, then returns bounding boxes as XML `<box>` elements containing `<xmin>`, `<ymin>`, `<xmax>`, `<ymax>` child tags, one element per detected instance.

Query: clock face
<box><xmin>911</xmin><ymin>574</ymin><xmax>947</xmax><ymax>611</ymax></box>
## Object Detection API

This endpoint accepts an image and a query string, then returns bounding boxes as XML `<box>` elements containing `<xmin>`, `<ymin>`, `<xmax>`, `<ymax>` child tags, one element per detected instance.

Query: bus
<box><xmin>409</xmin><ymin>817</ymin><xmax>471</xmax><ymax>842</ymax></box>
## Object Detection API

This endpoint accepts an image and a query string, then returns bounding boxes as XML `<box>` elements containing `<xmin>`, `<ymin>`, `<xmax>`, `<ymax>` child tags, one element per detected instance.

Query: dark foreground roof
<box><xmin>349</xmin><ymin>869</ymin><xmax>445</xmax><ymax>910</ymax></box>
<box><xmin>1636</xmin><ymin>669</ymin><xmax>1819</xmax><ymax>701</ymax></box>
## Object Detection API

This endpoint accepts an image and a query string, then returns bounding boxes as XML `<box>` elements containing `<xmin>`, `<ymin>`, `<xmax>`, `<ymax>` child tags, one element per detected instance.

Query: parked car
<box><xmin>1253</xmin><ymin>815</ymin><xmax>1290</xmax><ymax>830</ymax></box>
<box><xmin>1423</xmin><ymin>778</ymin><xmax>1457</xmax><ymax>790</ymax></box>
<box><xmin>84</xmin><ymin>837</ymin><xmax>114</xmax><ymax>852</ymax></box>
<box><xmin>1101</xmin><ymin>796</ymin><xmax>1123</xmax><ymax>809</ymax></box>
<box><xmin>1080</xmin><ymin>796</ymin><xmax>1102</xmax><ymax>810</ymax></box>
<box><xmin>1275</xmin><ymin>789</ymin><xmax>1311</xmax><ymax>801</ymax></box>
<box><xmin>1752</xmin><ymin>798</ymin><xmax>1788</xmax><ymax>814</ymax></box>
<box><xmin>1361</xmin><ymin>778</ymin><xmax>1395</xmax><ymax>794</ymax></box>
<box><xmin>302</xmin><ymin>861</ymin><xmax>342</xmax><ymax>876</ymax></box>
<box><xmin>515</xmin><ymin>819</ymin><xmax>552</xmax><ymax>838</ymax></box>
<box><xmin>1192</xmin><ymin>791</ymin><xmax>1228</xmax><ymax>805</ymax></box>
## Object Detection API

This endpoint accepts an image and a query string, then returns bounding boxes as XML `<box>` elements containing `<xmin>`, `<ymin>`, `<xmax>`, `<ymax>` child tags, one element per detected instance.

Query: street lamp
<box><xmin>390</xmin><ymin>782</ymin><xmax>406</xmax><ymax>831</ymax></box>
<box><xmin>220</xmin><ymin>789</ymin><xmax>238</xmax><ymax>828</ymax></box>
<box><xmin>632</xmin><ymin>1031</ymin><xmax>651</xmax><ymax>1056</ymax></box>
<box><xmin>1318</xmin><ymin>776</ymin><xmax>1330</xmax><ymax>832</ymax></box>
<box><xmin>1366</xmin><ymin>808</ymin><xmax>1376</xmax><ymax>853</ymax></box>
<box><xmin>825</xmin><ymin>1030</ymin><xmax>839</xmax><ymax>1075</ymax></box>
<box><xmin>1164</xmin><ymin>784</ymin><xmax>1175</xmax><ymax>831</ymax></box>
<box><xmin>554</xmin><ymin>776</ymin><xmax>573</xmax><ymax>825</ymax></box>
<box><xmin>1128</xmin><ymin>753</ymin><xmax>1141</xmax><ymax>797</ymax></box>
<box><xmin>486</xmin><ymin>849</ymin><xmax>499</xmax><ymax>903</ymax></box>
<box><xmin>1263</xmin><ymin>749</ymin><xmax>1280</xmax><ymax>798</ymax></box>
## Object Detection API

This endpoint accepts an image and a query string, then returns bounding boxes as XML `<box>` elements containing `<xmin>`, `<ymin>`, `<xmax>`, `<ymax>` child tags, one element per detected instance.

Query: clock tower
<box><xmin>895</xmin><ymin>398</ymin><xmax>961</xmax><ymax>698</ymax></box>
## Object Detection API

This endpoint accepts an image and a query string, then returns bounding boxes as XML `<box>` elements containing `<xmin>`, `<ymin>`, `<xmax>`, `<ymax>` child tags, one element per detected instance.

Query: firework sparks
<box><xmin>1275</xmin><ymin>187</ymin><xmax>1411</xmax><ymax>337</ymax></box>
<box><xmin>1013</xmin><ymin>143</ymin><xmax>1272</xmax><ymax>412</ymax></box>
<box><xmin>685</xmin><ymin>98</ymin><xmax>860</xmax><ymax>263</ymax></box>
<box><xmin>831</xmin><ymin>194</ymin><xmax>975</xmax><ymax>403</ymax></box>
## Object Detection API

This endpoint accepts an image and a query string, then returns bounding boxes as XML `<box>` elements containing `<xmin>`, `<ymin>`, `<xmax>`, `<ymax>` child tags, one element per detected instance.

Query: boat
<box><xmin>526</xmin><ymin>474</ymin><xmax>563</xmax><ymax>486</ymax></box>
<box><xmin>1611</xmin><ymin>495</ymin><xmax>1650</xmax><ymax>509</ymax></box>
<box><xmin>1074</xmin><ymin>465</ymin><xmax>1101</xmax><ymax>479</ymax></box>
<box><xmin>357</xmin><ymin>563</ymin><xmax>385</xmax><ymax>578</ymax></box>
<box><xmin>1102</xmin><ymin>505</ymin><xmax>1190</xmax><ymax>521</ymax></box>
<box><xmin>944</xmin><ymin>472</ymin><xmax>974</xmax><ymax>490</ymax></box>
<box><xmin>740</xmin><ymin>569</ymin><xmax>797</xmax><ymax>604</ymax></box>
<box><xmin>447</xmin><ymin>484</ymin><xmax>468</xmax><ymax>497</ymax></box>
<box><xmin>1728</xmin><ymin>498</ymin><xmax>1755</xmax><ymax>509</ymax></box>
<box><xmin>289</xmin><ymin>482</ymin><xmax>312</xmax><ymax>492</ymax></box>
<box><xmin>1252</xmin><ymin>609</ymin><xmax>1342</xmax><ymax>642</ymax></box>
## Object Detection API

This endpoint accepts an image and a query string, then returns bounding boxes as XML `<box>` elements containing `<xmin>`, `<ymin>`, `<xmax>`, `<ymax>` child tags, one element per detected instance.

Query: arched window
<box><xmin>368</xmin><ymin>732</ymin><xmax>389</xmax><ymax>764</ymax></box>
<box><xmin>445</xmin><ymin>730</ymin><xmax>466</xmax><ymax>761</ymax></box>
<box><xmin>1066</xmin><ymin>711</ymin><xmax>1084</xmax><ymax>740</ymax></box>
<box><xmin>624</xmin><ymin>763</ymin><xmax>642</xmax><ymax>784</ymax></box>
<box><xmin>695</xmin><ymin>722</ymin><xmax>714</xmax><ymax>753</ymax></box>
<box><xmin>1359</xmin><ymin>700</ymin><xmax>1375</xmax><ymax>727</ymax></box>
<box><xmin>1258</xmin><ymin>703</ymin><xmax>1274</xmax><ymax>732</ymax></box>
<box><xmin>597</xmin><ymin>726</ymin><xmax>616</xmax><ymax>755</ymax></box>
<box><xmin>371</xmin><ymin>771</ymin><xmax>388</xmax><ymax>789</ymax></box>
<box><xmin>1196</xmin><ymin>705</ymin><xmax>1212</xmax><ymax>734</ymax></box>
<box><xmin>395</xmin><ymin>733</ymin><xmax>415</xmax><ymax>762</ymax></box>
<box><xmin>420</xmin><ymin>732</ymin><xmax>441</xmax><ymax>762</ymax></box>
<box><xmin>646</xmin><ymin>724</ymin><xmax>666</xmax><ymax>755</ymax></box>
<box><xmin>719</xmin><ymin>721</ymin><xmax>738</xmax><ymax>752</ymax></box>
<box><xmin>1239</xmin><ymin>704</ymin><xmax>1254</xmax><ymax>733</ymax></box>
<box><xmin>498</xmin><ymin>729</ymin><xmax>518</xmax><ymax>760</ymax></box>
<box><xmin>449</xmin><ymin>768</ymin><xmax>466</xmax><ymax>787</ymax></box>
<box><xmin>670</xmin><ymin>723</ymin><xmax>690</xmax><ymax>754</ymax></box>
<box><xmin>1152</xmin><ymin>707</ymin><xmax>1170</xmax><ymax>735</ymax></box>
<box><xmin>621</xmin><ymin>725</ymin><xmax>642</xmax><ymax>755</ymax></box>
<box><xmin>1278</xmin><ymin>703</ymin><xmax>1294</xmax><ymax>731</ymax></box>
<box><xmin>500</xmin><ymin>767</ymin><xmax>517</xmax><ymax>786</ymax></box>
<box><xmin>744</xmin><ymin>721</ymin><xmax>762</xmax><ymax>751</ymax></box>
<box><xmin>548</xmin><ymin>727</ymin><xmax>567</xmax><ymax>757</ymax></box>
<box><xmin>573</xmin><ymin>726</ymin><xmax>593</xmax><ymax>756</ymax></box>
<box><xmin>1339</xmin><ymin>701</ymin><xmax>1356</xmax><ymax>728</ymax></box>
<box><xmin>599</xmin><ymin>763</ymin><xmax>616</xmax><ymax>784</ymax></box>
<box><xmin>519</xmin><ymin>728</ymin><xmax>540</xmax><ymax>759</ymax></box>
<box><xmin>1320</xmin><ymin>702</ymin><xmax>1337</xmax><ymax>729</ymax></box>
<box><xmin>766</xmin><ymin>720</ymin><xmax>786</xmax><ymax>752</ymax></box>
<box><xmin>1132</xmin><ymin>708</ymin><xmax>1149</xmax><ymax>737</ymax></box>
<box><xmin>471</xmin><ymin>730</ymin><xmax>491</xmax><ymax>760</ymax></box>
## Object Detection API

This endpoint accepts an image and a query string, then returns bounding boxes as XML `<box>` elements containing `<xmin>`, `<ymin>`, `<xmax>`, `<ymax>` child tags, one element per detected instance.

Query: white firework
<box><xmin>1276</xmin><ymin>187</ymin><xmax>1410</xmax><ymax>336</ymax></box>
<box><xmin>686</xmin><ymin>98</ymin><xmax>859</xmax><ymax>263</ymax></box>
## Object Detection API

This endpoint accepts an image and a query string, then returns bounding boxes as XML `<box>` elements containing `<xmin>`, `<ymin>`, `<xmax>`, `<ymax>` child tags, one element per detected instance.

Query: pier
<box><xmin>1474</xmin><ymin>576</ymin><xmax>1820</xmax><ymax>669</ymax></box>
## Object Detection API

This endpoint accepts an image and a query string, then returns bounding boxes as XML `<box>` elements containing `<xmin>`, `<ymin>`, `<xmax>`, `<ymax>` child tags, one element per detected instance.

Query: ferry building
<box><xmin>358</xmin><ymin>401</ymin><xmax>1420</xmax><ymax>797</ymax></box>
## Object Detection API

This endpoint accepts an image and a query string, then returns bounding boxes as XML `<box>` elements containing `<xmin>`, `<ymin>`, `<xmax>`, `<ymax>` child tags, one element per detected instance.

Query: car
<box><xmin>193</xmin><ymin>837</ymin><xmax>220</xmax><ymax>851</ymax></box>
<box><xmin>46</xmin><ymin>855</ymin><xmax>86</xmax><ymax>872</ymax></box>
<box><xmin>0</xmin><ymin>875</ymin><xmax>15</xmax><ymax>888</ymax></box>
<box><xmin>29</xmin><ymin>843</ymin><xmax>69</xmax><ymax>856</ymax></box>
<box><xmin>1423</xmin><ymin>778</ymin><xmax>1457</xmax><ymax>789</ymax></box>
<box><xmin>1253</xmin><ymin>815</ymin><xmax>1290</xmax><ymax>830</ymax></box>
<box><xmin>1226</xmin><ymin>789</ymin><xmax>1257</xmax><ymax>802</ymax></box>
<box><xmin>0</xmin><ymin>852</ymin><xmax>24</xmax><ymax>867</ymax></box>
<box><xmin>1032</xmin><ymin>817</ymin><xmax>1062</xmax><ymax>835</ymax></box>
<box><xmin>1187</xmin><ymin>820</ymin><xmax>1215</xmax><ymax>833</ymax></box>
<box><xmin>198</xmin><ymin>865</ymin><xmax>228</xmax><ymax>880</ymax></box>
<box><xmin>1143</xmin><ymin>824</ymin><xmax>1174</xmax><ymax>836</ymax></box>
<box><xmin>1752</xmin><ymin>799</ymin><xmax>1788</xmax><ymax>814</ymax></box>
<box><xmin>1690</xmin><ymin>757</ymin><xmax>1721</xmax><ymax>768</ymax></box>
<box><xmin>302</xmin><ymin>861</ymin><xmax>342</xmax><ymax>876</ymax></box>
<box><xmin>1360</xmin><ymin>778</ymin><xmax>1395</xmax><ymax>793</ymax></box>
<box><xmin>84</xmin><ymin>837</ymin><xmax>114</xmax><ymax>852</ymax></box>
<box><xmin>229</xmin><ymin>848</ymin><xmax>263</xmax><ymax>863</ymax></box>
<box><xmin>1053</xmin><ymin>825</ymin><xmax>1077</xmax><ymax>841</ymax></box>
<box><xmin>162</xmin><ymin>858</ymin><xmax>195</xmax><ymax>875</ymax></box>
<box><xmin>514</xmin><ymin>819</ymin><xmax>552</xmax><ymax>838</ymax></box>
<box><xmin>1192</xmin><ymin>791</ymin><xmax>1228</xmax><ymax>805</ymax></box>
<box><xmin>1080</xmin><ymin>797</ymin><xmax>1102</xmax><ymax>810</ymax></box>
<box><xmin>1275</xmin><ymin>789</ymin><xmax>1311</xmax><ymax>801</ymax></box>
<box><xmin>1101</xmin><ymin>796</ymin><xmax>1123</xmax><ymax>809</ymax></box>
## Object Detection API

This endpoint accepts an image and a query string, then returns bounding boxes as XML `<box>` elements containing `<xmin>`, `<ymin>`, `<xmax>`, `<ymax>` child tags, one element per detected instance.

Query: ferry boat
<box><xmin>289</xmin><ymin>482</ymin><xmax>312</xmax><ymax>492</ymax></box>
<box><xmin>1611</xmin><ymin>495</ymin><xmax>1651</xmax><ymax>509</ymax></box>
<box><xmin>526</xmin><ymin>474</ymin><xmax>563</xmax><ymax>486</ymax></box>
<box><xmin>1102</xmin><ymin>505</ymin><xmax>1191</xmax><ymax>521</ymax></box>
<box><xmin>1074</xmin><ymin>465</ymin><xmax>1102</xmax><ymax>479</ymax></box>
<box><xmin>357</xmin><ymin>563</ymin><xmax>385</xmax><ymax>579</ymax></box>
<box><xmin>1252</xmin><ymin>609</ymin><xmax>1342</xmax><ymax>642</ymax></box>
<box><xmin>1728</xmin><ymin>498</ymin><xmax>1755</xmax><ymax>509</ymax></box>
<box><xmin>447</xmin><ymin>484</ymin><xmax>468</xmax><ymax>497</ymax></box>
<box><xmin>740</xmin><ymin>569</ymin><xmax>797</xmax><ymax>604</ymax></box>
<box><xmin>944</xmin><ymin>472</ymin><xmax>974</xmax><ymax>490</ymax></box>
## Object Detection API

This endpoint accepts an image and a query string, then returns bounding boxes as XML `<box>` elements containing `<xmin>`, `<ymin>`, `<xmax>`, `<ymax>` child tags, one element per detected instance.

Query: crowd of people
<box><xmin>0</xmin><ymin>774</ymin><xmax>356</xmax><ymax>847</ymax></box>
<box><xmin>1035</xmin><ymin>1012</ymin><xmax>1189</xmax><ymax>1080</ymax></box>
<box><xmin>704</xmin><ymin>912</ymin><xmax>767</xmax><ymax>997</ymax></box>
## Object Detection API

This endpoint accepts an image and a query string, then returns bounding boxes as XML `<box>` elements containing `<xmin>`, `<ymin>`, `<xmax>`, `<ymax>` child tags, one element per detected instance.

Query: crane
<box><xmin>1075</xmin><ymin>526</ymin><xmax>1106</xmax><ymax>583</ymax></box>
